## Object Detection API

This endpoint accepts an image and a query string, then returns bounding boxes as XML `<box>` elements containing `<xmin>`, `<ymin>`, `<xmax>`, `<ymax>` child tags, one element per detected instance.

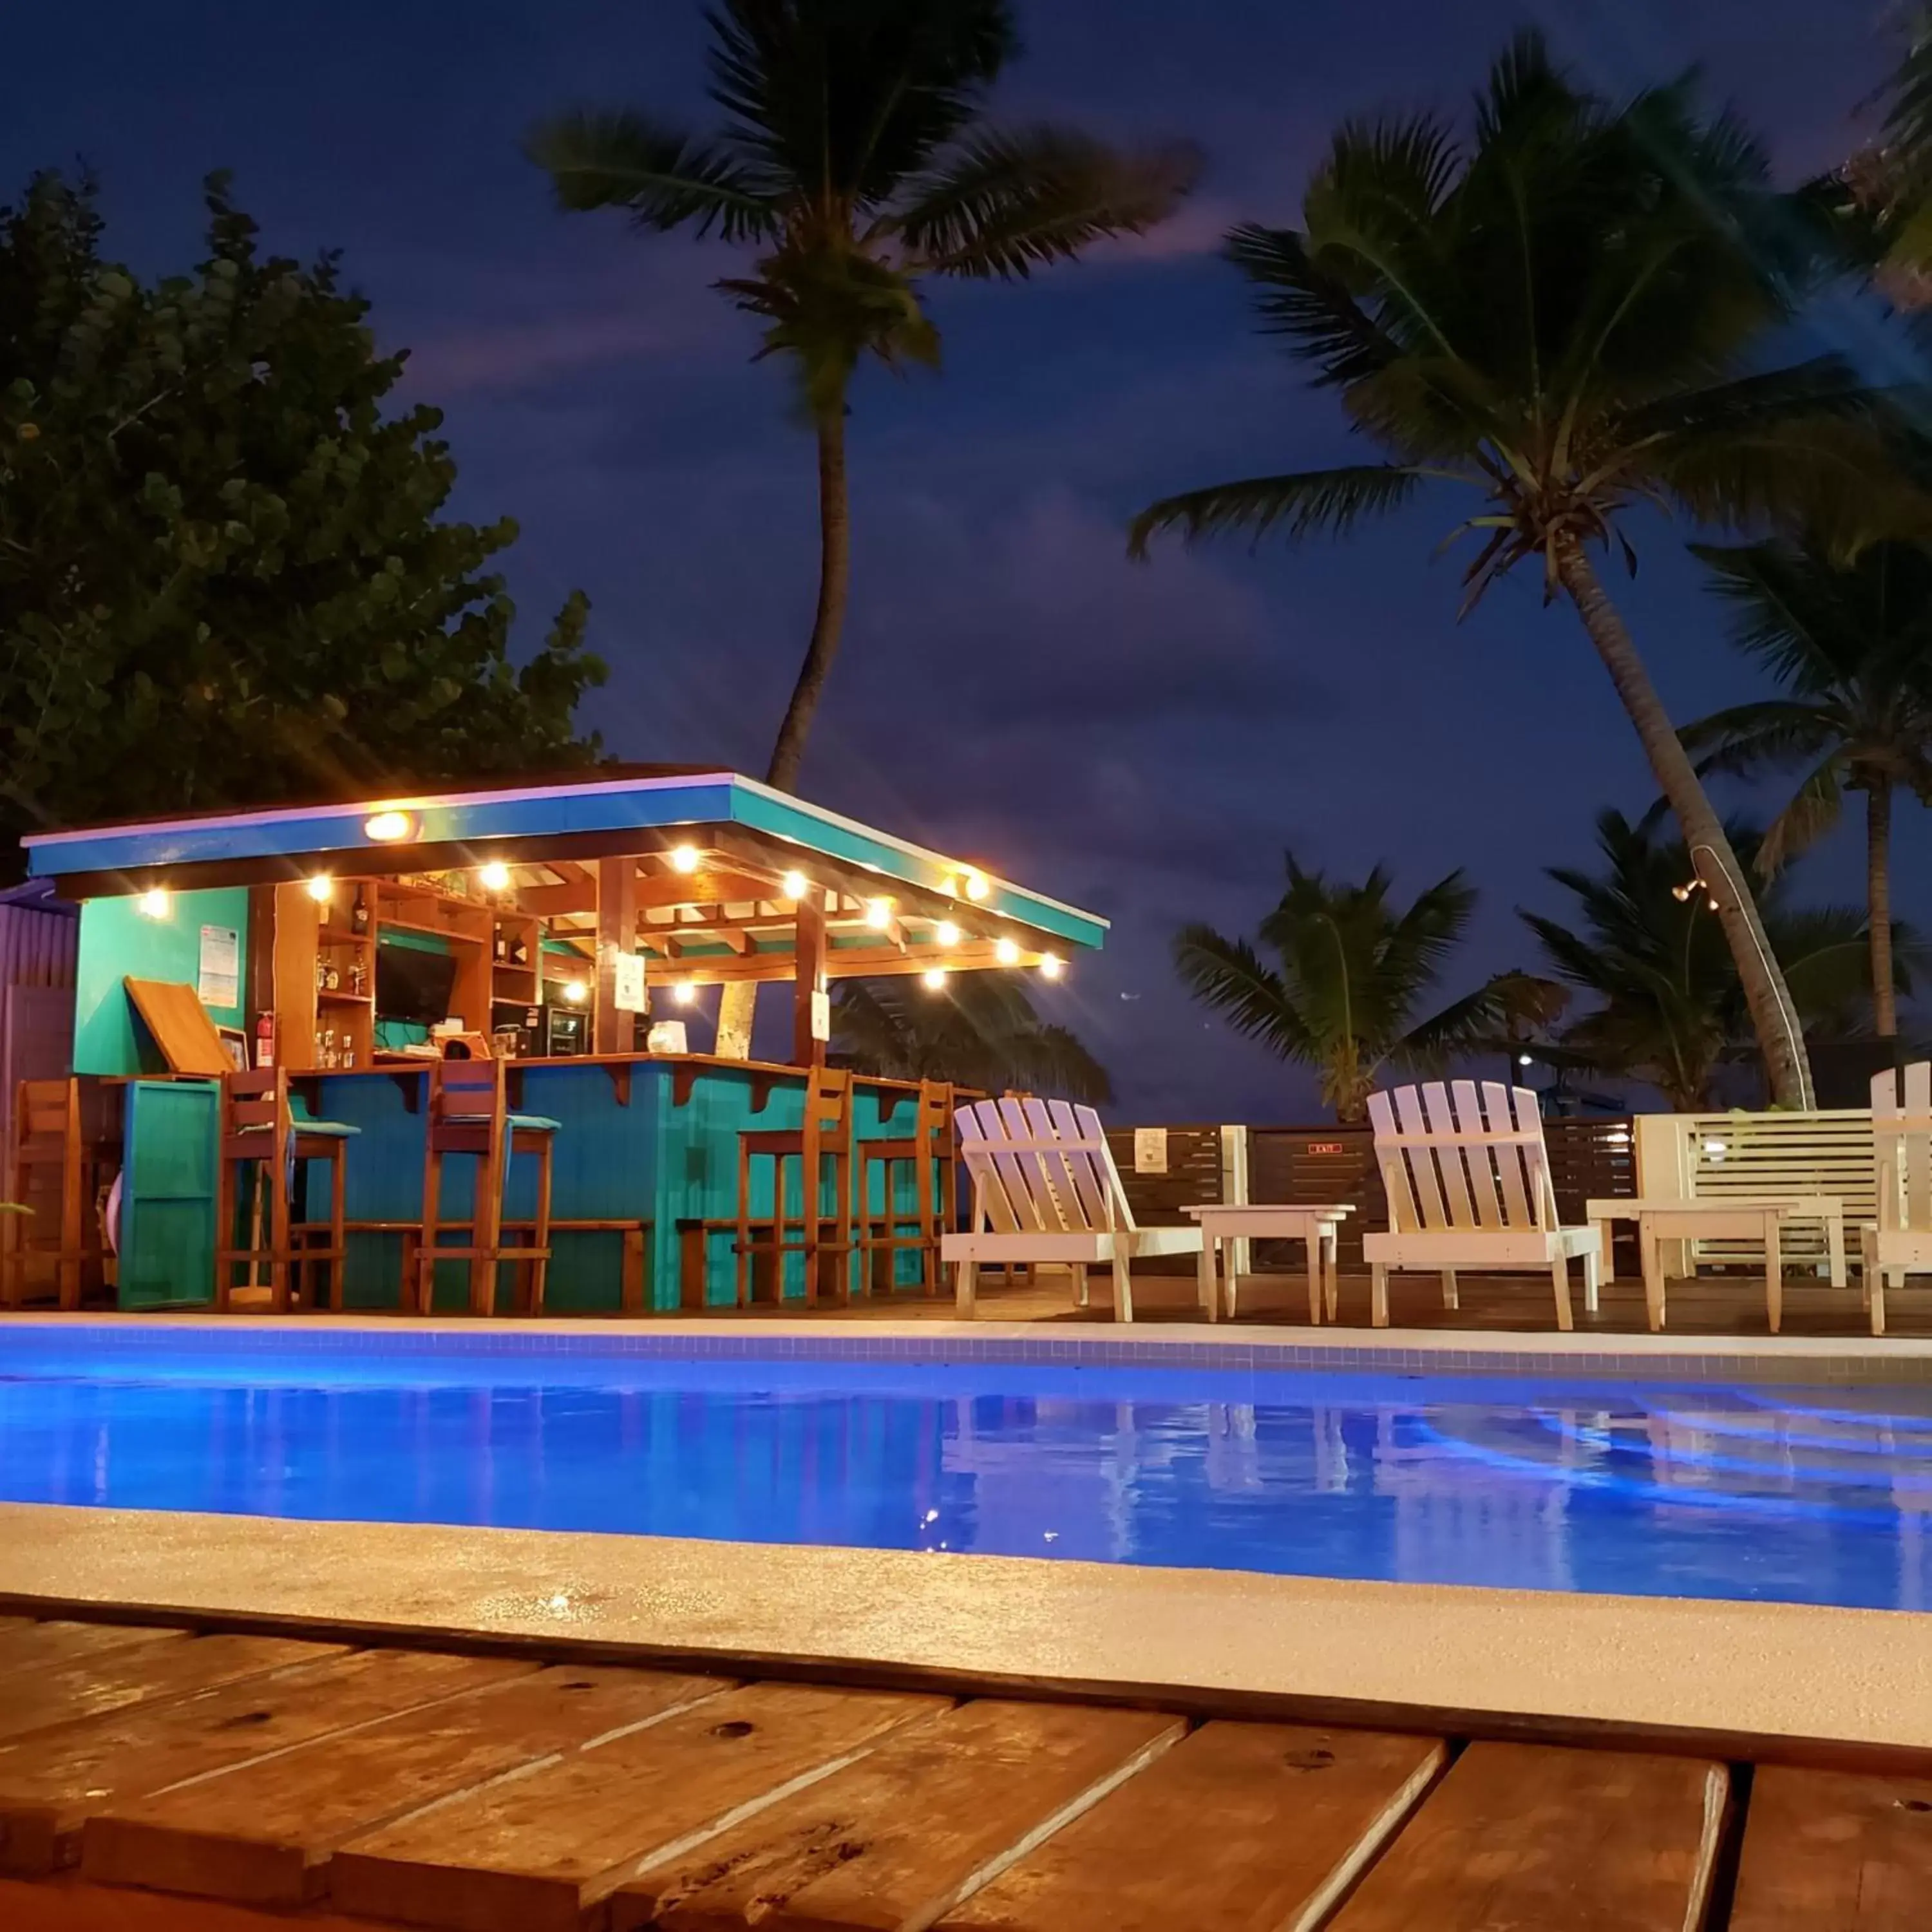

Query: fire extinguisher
<box><xmin>254</xmin><ymin>1010</ymin><xmax>275</xmax><ymax>1070</ymax></box>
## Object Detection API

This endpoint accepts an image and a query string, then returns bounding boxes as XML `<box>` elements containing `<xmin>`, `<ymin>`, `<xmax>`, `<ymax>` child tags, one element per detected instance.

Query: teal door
<box><xmin>118</xmin><ymin>1079</ymin><xmax>219</xmax><ymax>1310</ymax></box>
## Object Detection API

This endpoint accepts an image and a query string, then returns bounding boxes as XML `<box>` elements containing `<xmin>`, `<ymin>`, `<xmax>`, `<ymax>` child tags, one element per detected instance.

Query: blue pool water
<box><xmin>3</xmin><ymin>1329</ymin><xmax>1930</xmax><ymax>1611</ymax></box>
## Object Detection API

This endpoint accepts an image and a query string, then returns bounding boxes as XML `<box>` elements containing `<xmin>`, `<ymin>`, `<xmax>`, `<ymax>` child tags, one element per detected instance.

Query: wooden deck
<box><xmin>743</xmin><ymin>1265</ymin><xmax>1932</xmax><ymax>1338</ymax></box>
<box><xmin>0</xmin><ymin>1613</ymin><xmax>1926</xmax><ymax>1930</ymax></box>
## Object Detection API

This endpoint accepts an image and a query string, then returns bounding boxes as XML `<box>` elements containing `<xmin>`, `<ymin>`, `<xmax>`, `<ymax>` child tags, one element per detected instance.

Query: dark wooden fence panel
<box><xmin>1106</xmin><ymin>1126</ymin><xmax>1227</xmax><ymax>1274</ymax></box>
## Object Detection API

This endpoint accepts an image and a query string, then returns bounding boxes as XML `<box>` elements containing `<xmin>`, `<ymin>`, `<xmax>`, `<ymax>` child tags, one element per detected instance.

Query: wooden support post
<box><xmin>793</xmin><ymin>887</ymin><xmax>828</xmax><ymax>1070</ymax></box>
<box><xmin>594</xmin><ymin>857</ymin><xmax>638</xmax><ymax>1057</ymax></box>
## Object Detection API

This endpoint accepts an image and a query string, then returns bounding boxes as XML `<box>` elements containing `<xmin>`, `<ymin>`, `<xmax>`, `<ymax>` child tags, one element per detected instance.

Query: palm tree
<box><xmin>1522</xmin><ymin>807</ymin><xmax>1911</xmax><ymax>1110</ymax></box>
<box><xmin>1681</xmin><ymin>538</ymin><xmax>1932</xmax><ymax>1039</ymax></box>
<box><xmin>1128</xmin><ymin>30</ymin><xmax>1893</xmax><ymax>1108</ymax></box>
<box><xmin>1175</xmin><ymin>855</ymin><xmax>1540</xmax><ymax>1122</ymax></box>
<box><xmin>528</xmin><ymin>1</ymin><xmax>1196</xmax><ymax>791</ymax></box>
<box><xmin>832</xmin><ymin>974</ymin><xmax>1110</xmax><ymax>1102</ymax></box>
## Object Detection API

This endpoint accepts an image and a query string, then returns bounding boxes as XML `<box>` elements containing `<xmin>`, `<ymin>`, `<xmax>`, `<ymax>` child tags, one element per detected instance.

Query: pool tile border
<box><xmin>5</xmin><ymin>1312</ymin><xmax>1932</xmax><ymax>1384</ymax></box>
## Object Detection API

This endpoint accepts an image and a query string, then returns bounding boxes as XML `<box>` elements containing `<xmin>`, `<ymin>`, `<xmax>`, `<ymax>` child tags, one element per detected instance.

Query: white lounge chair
<box><xmin>1859</xmin><ymin>1062</ymin><xmax>1932</xmax><ymax>1337</ymax></box>
<box><xmin>942</xmin><ymin>1097</ymin><xmax>1202</xmax><ymax>1321</ymax></box>
<box><xmin>1363</xmin><ymin>1081</ymin><xmax>1602</xmax><ymax>1331</ymax></box>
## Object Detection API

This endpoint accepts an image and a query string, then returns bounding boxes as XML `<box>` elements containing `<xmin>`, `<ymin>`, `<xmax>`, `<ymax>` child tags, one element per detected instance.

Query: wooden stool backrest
<box><xmin>915</xmin><ymin>1079</ymin><xmax>954</xmax><ymax>1148</ymax></box>
<box><xmin>431</xmin><ymin>1056</ymin><xmax>506</xmax><ymax>1129</ymax></box>
<box><xmin>17</xmin><ymin>1079</ymin><xmax>77</xmax><ymax>1153</ymax></box>
<box><xmin>221</xmin><ymin>1068</ymin><xmax>288</xmax><ymax>1138</ymax></box>
<box><xmin>802</xmin><ymin>1065</ymin><xmax>853</xmax><ymax>1151</ymax></box>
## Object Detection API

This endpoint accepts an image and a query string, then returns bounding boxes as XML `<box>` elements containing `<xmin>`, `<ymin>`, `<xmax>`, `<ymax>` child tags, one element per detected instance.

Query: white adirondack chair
<box><xmin>1859</xmin><ymin>1062</ymin><xmax>1932</xmax><ymax>1336</ymax></box>
<box><xmin>942</xmin><ymin>1097</ymin><xmax>1202</xmax><ymax>1321</ymax></box>
<box><xmin>1363</xmin><ymin>1081</ymin><xmax>1602</xmax><ymax>1331</ymax></box>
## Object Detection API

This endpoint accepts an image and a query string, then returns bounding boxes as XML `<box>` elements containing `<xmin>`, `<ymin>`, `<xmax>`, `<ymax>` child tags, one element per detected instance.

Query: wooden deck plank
<box><xmin>82</xmin><ymin>1662</ymin><xmax>734</xmax><ymax>1909</ymax></box>
<box><xmin>939</xmin><ymin>1721</ymin><xmax>1444</xmax><ymax>1932</ymax></box>
<box><xmin>328</xmin><ymin>1681</ymin><xmax>948</xmax><ymax>1932</ymax></box>
<box><xmin>0</xmin><ymin>1633</ymin><xmax>345</xmax><ymax>1744</ymax></box>
<box><xmin>4</xmin><ymin>1648</ymin><xmax>525</xmax><ymax>1878</ymax></box>
<box><xmin>1729</xmin><ymin>1765</ymin><xmax>1932</xmax><ymax>1930</ymax></box>
<box><xmin>0</xmin><ymin>1621</ymin><xmax>183</xmax><ymax>1683</ymax></box>
<box><xmin>1327</xmin><ymin>1741</ymin><xmax>1727</xmax><ymax>1932</ymax></box>
<box><xmin>1</xmin><ymin>1871</ymin><xmax>398</xmax><ymax>1931</ymax></box>
<box><xmin>614</xmin><ymin>1699</ymin><xmax>1185</xmax><ymax>1931</ymax></box>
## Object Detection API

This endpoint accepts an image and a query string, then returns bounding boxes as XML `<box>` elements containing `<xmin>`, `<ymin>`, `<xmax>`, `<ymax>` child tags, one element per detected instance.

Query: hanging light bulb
<box><xmin>305</xmin><ymin>873</ymin><xmax>334</xmax><ymax>904</ymax></box>
<box><xmin>922</xmin><ymin>967</ymin><xmax>949</xmax><ymax>990</ymax></box>
<box><xmin>670</xmin><ymin>844</ymin><xmax>701</xmax><ymax>874</ymax></box>
<box><xmin>865</xmin><ymin>897</ymin><xmax>893</xmax><ymax>930</ymax></box>
<box><xmin>1039</xmin><ymin>952</ymin><xmax>1063</xmax><ymax>980</ymax></box>
<box><xmin>138</xmin><ymin>887</ymin><xmax>171</xmax><ymax>919</ymax></box>
<box><xmin>994</xmin><ymin>937</ymin><xmax>1020</xmax><ymax>967</ymax></box>
<box><xmin>478</xmin><ymin>860</ymin><xmax>511</xmax><ymax>893</ymax></box>
<box><xmin>935</xmin><ymin>919</ymin><xmax>961</xmax><ymax>947</ymax></box>
<box><xmin>363</xmin><ymin>809</ymin><xmax>415</xmax><ymax>843</ymax></box>
<box><xmin>963</xmin><ymin>869</ymin><xmax>990</xmax><ymax>902</ymax></box>
<box><xmin>782</xmin><ymin>869</ymin><xmax>809</xmax><ymax>900</ymax></box>
<box><xmin>562</xmin><ymin>980</ymin><xmax>589</xmax><ymax>1004</ymax></box>
<box><xmin>673</xmin><ymin>980</ymin><xmax>697</xmax><ymax>1007</ymax></box>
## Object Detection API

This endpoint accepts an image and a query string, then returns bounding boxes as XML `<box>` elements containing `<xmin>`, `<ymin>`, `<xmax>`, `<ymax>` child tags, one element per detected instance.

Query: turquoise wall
<box><xmin>74</xmin><ymin>889</ymin><xmax>250</xmax><ymax>1075</ymax></box>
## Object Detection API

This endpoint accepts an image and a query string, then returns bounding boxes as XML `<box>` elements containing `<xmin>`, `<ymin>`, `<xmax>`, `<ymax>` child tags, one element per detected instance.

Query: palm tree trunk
<box><xmin>764</xmin><ymin>408</ymin><xmax>851</xmax><ymax>792</ymax></box>
<box><xmin>715</xmin><ymin>408</ymin><xmax>853</xmax><ymax>1059</ymax></box>
<box><xmin>1555</xmin><ymin>541</ymin><xmax>1814</xmax><ymax>1109</ymax></box>
<box><xmin>1869</xmin><ymin>781</ymin><xmax>1897</xmax><ymax>1038</ymax></box>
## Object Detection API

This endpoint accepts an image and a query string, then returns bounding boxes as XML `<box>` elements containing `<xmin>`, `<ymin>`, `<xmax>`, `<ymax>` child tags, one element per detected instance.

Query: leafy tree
<box><xmin>1128</xmin><ymin>30</ymin><xmax>1895</xmax><ymax>1108</ymax></box>
<box><xmin>1175</xmin><ymin>855</ymin><xmax>1540</xmax><ymax>1122</ymax></box>
<box><xmin>527</xmin><ymin>0</ymin><xmax>1196</xmax><ymax>791</ymax></box>
<box><xmin>1681</xmin><ymin>537</ymin><xmax>1932</xmax><ymax>1039</ymax></box>
<box><xmin>832</xmin><ymin>972</ymin><xmax>1110</xmax><ymax>1102</ymax></box>
<box><xmin>0</xmin><ymin>170</ymin><xmax>604</xmax><ymax>867</ymax></box>
<box><xmin>1522</xmin><ymin>807</ymin><xmax>1913</xmax><ymax>1110</ymax></box>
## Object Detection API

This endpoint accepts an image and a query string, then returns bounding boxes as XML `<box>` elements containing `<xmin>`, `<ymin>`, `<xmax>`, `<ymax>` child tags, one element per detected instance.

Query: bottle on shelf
<box><xmin>352</xmin><ymin>887</ymin><xmax>369</xmax><ymax>936</ymax></box>
<box><xmin>325</xmin><ymin>961</ymin><xmax>341</xmax><ymax>992</ymax></box>
<box><xmin>493</xmin><ymin>923</ymin><xmax>507</xmax><ymax>963</ymax></box>
<box><xmin>350</xmin><ymin>957</ymin><xmax>367</xmax><ymax>998</ymax></box>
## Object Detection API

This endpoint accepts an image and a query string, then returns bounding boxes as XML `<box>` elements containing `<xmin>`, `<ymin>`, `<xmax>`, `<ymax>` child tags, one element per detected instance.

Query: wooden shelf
<box><xmin>317</xmin><ymin>990</ymin><xmax>373</xmax><ymax>1006</ymax></box>
<box><xmin>379</xmin><ymin>916</ymin><xmax>488</xmax><ymax>945</ymax></box>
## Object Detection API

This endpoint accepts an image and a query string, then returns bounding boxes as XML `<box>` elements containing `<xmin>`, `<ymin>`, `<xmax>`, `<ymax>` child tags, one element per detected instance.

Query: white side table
<box><xmin>1182</xmin><ymin>1203</ymin><xmax>1356</xmax><ymax>1325</ymax></box>
<box><xmin>1585</xmin><ymin>1195</ymin><xmax>1844</xmax><ymax>1334</ymax></box>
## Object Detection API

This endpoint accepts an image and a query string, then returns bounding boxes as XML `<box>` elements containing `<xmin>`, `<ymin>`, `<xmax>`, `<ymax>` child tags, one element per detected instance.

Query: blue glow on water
<box><xmin>2</xmin><ymin>1329</ymin><xmax>1929</xmax><ymax>1611</ymax></box>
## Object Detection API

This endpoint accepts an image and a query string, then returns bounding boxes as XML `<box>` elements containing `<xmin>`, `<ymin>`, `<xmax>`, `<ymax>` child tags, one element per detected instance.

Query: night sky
<box><xmin>8</xmin><ymin>2</ymin><xmax>1906</xmax><ymax>1119</ymax></box>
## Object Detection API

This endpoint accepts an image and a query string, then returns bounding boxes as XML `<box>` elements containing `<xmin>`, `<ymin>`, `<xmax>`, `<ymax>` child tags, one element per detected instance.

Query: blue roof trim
<box><xmin>23</xmin><ymin>773</ymin><xmax>1107</xmax><ymax>950</ymax></box>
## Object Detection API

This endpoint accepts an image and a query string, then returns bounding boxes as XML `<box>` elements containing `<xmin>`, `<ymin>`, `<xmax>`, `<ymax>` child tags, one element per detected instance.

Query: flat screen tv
<box><xmin>375</xmin><ymin>940</ymin><xmax>457</xmax><ymax>1025</ymax></box>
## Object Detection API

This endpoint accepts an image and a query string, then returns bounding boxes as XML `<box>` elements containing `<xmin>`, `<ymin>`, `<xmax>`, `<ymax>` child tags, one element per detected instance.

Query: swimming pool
<box><xmin>2</xmin><ymin>1327</ymin><xmax>1928</xmax><ymax>1612</ymax></box>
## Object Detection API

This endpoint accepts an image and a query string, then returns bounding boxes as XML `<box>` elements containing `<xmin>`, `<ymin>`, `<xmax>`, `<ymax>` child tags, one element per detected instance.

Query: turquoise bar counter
<box><xmin>112</xmin><ymin>1057</ymin><xmax>945</xmax><ymax>1314</ymax></box>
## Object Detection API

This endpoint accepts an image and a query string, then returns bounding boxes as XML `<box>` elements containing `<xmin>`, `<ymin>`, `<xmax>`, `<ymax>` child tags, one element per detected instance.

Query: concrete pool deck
<box><xmin>6</xmin><ymin>1311</ymin><xmax>1932</xmax><ymax>1763</ymax></box>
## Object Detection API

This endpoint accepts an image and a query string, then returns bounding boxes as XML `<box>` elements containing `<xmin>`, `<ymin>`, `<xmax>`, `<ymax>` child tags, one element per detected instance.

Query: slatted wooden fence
<box><xmin>1</xmin><ymin>1612</ymin><xmax>1927</xmax><ymax>1931</ymax></box>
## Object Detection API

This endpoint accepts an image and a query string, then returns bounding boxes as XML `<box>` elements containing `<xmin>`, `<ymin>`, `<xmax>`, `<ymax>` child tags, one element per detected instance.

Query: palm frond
<box><xmin>1172</xmin><ymin>926</ymin><xmax>1314</xmax><ymax>1062</ymax></box>
<box><xmin>1389</xmin><ymin>977</ymin><xmax>1530</xmax><ymax>1067</ymax></box>
<box><xmin>896</xmin><ymin>127</ymin><xmax>1200</xmax><ymax>278</ymax></box>
<box><xmin>1680</xmin><ymin>699</ymin><xmax>1834</xmax><ymax>777</ymax></box>
<box><xmin>523</xmin><ymin>109</ymin><xmax>779</xmax><ymax>241</ymax></box>
<box><xmin>1224</xmin><ymin>222</ymin><xmax>1405</xmax><ymax>387</ymax></box>
<box><xmin>1128</xmin><ymin>464</ymin><xmax>1424</xmax><ymax>558</ymax></box>
<box><xmin>1757</xmin><ymin>755</ymin><xmax>1844</xmax><ymax>873</ymax></box>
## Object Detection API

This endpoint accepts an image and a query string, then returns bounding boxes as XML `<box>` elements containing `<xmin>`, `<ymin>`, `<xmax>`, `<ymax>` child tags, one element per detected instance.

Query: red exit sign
<box><xmin>1307</xmin><ymin>1141</ymin><xmax>1344</xmax><ymax>1155</ymax></box>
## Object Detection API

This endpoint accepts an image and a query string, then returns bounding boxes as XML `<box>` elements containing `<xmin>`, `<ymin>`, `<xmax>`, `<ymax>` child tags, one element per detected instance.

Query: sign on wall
<box><xmin>1133</xmin><ymin>1127</ymin><xmax>1170</xmax><ymax>1175</ymax></box>
<box><xmin>196</xmin><ymin>925</ymin><xmax>239</xmax><ymax>1009</ymax></box>
<box><xmin>612</xmin><ymin>952</ymin><xmax>647</xmax><ymax>1014</ymax></box>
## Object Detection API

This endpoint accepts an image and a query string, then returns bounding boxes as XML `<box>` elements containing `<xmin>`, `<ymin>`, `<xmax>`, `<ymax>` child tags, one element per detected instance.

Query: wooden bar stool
<box><xmin>417</xmin><ymin>1057</ymin><xmax>558</xmax><ymax>1317</ymax></box>
<box><xmin>735</xmin><ymin>1065</ymin><xmax>855</xmax><ymax>1308</ymax></box>
<box><xmin>3</xmin><ymin>1078</ymin><xmax>109</xmax><ymax>1309</ymax></box>
<box><xmin>215</xmin><ymin>1070</ymin><xmax>361</xmax><ymax>1314</ymax></box>
<box><xmin>858</xmin><ymin>1079</ymin><xmax>956</xmax><ymax>1296</ymax></box>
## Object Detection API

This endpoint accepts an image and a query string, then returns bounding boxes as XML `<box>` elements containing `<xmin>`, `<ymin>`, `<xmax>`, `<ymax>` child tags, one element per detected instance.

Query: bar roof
<box><xmin>21</xmin><ymin>770</ymin><xmax>1106</xmax><ymax>952</ymax></box>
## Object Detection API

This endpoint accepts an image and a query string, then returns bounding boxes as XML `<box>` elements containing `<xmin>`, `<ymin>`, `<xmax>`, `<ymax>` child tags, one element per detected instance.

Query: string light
<box><xmin>935</xmin><ymin>919</ymin><xmax>961</xmax><ymax>947</ymax></box>
<box><xmin>865</xmin><ymin>898</ymin><xmax>893</xmax><ymax>930</ymax></box>
<box><xmin>782</xmin><ymin>869</ymin><xmax>809</xmax><ymax>900</ymax></box>
<box><xmin>562</xmin><ymin>980</ymin><xmax>589</xmax><ymax>1004</ymax></box>
<box><xmin>1039</xmin><ymin>952</ymin><xmax>1063</xmax><ymax>980</ymax></box>
<box><xmin>478</xmin><ymin>860</ymin><xmax>511</xmax><ymax>892</ymax></box>
<box><xmin>963</xmin><ymin>869</ymin><xmax>990</xmax><ymax>902</ymax></box>
<box><xmin>994</xmin><ymin>937</ymin><xmax>1020</xmax><ymax>967</ymax></box>
<box><xmin>922</xmin><ymin>967</ymin><xmax>949</xmax><ymax>990</ymax></box>
<box><xmin>305</xmin><ymin>874</ymin><xmax>334</xmax><ymax>904</ymax></box>
<box><xmin>673</xmin><ymin>980</ymin><xmax>697</xmax><ymax>1007</ymax></box>
<box><xmin>670</xmin><ymin>844</ymin><xmax>701</xmax><ymax>874</ymax></box>
<box><xmin>138</xmin><ymin>887</ymin><xmax>171</xmax><ymax>919</ymax></box>
<box><xmin>364</xmin><ymin>810</ymin><xmax>414</xmax><ymax>842</ymax></box>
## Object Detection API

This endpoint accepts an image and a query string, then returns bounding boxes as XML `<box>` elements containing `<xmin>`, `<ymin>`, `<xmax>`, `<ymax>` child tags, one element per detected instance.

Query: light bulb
<box><xmin>994</xmin><ymin>937</ymin><xmax>1020</xmax><ymax>967</ymax></box>
<box><xmin>1039</xmin><ymin>952</ymin><xmax>1063</xmax><ymax>980</ymax></box>
<box><xmin>478</xmin><ymin>860</ymin><xmax>511</xmax><ymax>892</ymax></box>
<box><xmin>562</xmin><ymin>980</ymin><xmax>588</xmax><ymax>1004</ymax></box>
<box><xmin>364</xmin><ymin>810</ymin><xmax>414</xmax><ymax>842</ymax></box>
<box><xmin>305</xmin><ymin>873</ymin><xmax>333</xmax><ymax>904</ymax></box>
<box><xmin>963</xmin><ymin>869</ymin><xmax>990</xmax><ymax>902</ymax></box>
<box><xmin>922</xmin><ymin>967</ymin><xmax>949</xmax><ymax>990</ymax></box>
<box><xmin>1517</xmin><ymin>1052</ymin><xmax>1533</xmax><ymax>1068</ymax></box>
<box><xmin>673</xmin><ymin>980</ymin><xmax>697</xmax><ymax>1007</ymax></box>
<box><xmin>670</xmin><ymin>844</ymin><xmax>701</xmax><ymax>874</ymax></box>
<box><xmin>935</xmin><ymin>920</ymin><xmax>961</xmax><ymax>947</ymax></box>
<box><xmin>866</xmin><ymin>898</ymin><xmax>893</xmax><ymax>930</ymax></box>
<box><xmin>138</xmin><ymin>887</ymin><xmax>171</xmax><ymax>919</ymax></box>
<box><xmin>782</xmin><ymin>869</ymin><xmax>809</xmax><ymax>900</ymax></box>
